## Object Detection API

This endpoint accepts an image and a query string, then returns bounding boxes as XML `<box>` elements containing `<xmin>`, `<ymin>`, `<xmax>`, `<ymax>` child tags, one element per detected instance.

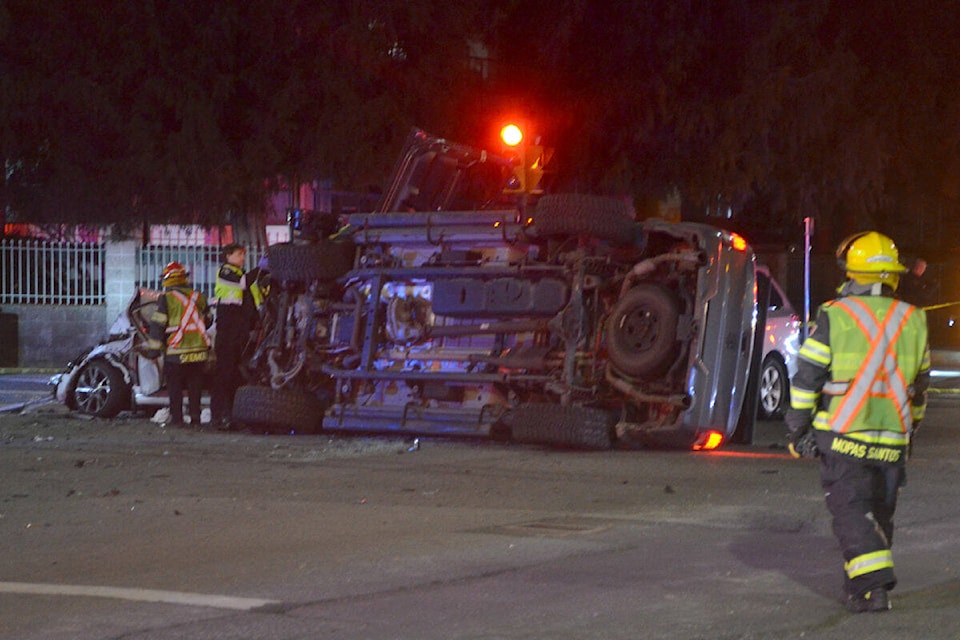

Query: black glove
<box><xmin>143</xmin><ymin>349</ymin><xmax>161</xmax><ymax>360</ymax></box>
<box><xmin>789</xmin><ymin>427</ymin><xmax>819</xmax><ymax>459</ymax></box>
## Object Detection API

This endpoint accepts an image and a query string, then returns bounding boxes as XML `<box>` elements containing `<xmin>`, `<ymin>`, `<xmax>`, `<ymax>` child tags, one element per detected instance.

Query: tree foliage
<box><xmin>0</xmin><ymin>0</ymin><xmax>492</xmax><ymax>230</ymax></box>
<box><xmin>3</xmin><ymin>0</ymin><xmax>960</xmax><ymax>249</ymax></box>
<box><xmin>491</xmin><ymin>0</ymin><xmax>960</xmax><ymax>244</ymax></box>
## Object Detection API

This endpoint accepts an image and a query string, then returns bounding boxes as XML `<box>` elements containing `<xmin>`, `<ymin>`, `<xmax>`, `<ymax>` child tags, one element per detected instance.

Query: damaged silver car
<box><xmin>51</xmin><ymin>288</ymin><xmax>209</xmax><ymax>417</ymax></box>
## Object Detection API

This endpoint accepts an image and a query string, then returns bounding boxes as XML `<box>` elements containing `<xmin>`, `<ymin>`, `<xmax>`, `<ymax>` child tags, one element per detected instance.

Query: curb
<box><xmin>0</xmin><ymin>368</ymin><xmax>59</xmax><ymax>375</ymax></box>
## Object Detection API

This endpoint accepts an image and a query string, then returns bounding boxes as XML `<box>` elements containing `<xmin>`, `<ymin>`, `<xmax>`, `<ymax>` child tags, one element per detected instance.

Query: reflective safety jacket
<box><xmin>790</xmin><ymin>292</ymin><xmax>930</xmax><ymax>463</ymax></box>
<box><xmin>215</xmin><ymin>262</ymin><xmax>258</xmax><ymax>329</ymax></box>
<box><xmin>247</xmin><ymin>266</ymin><xmax>270</xmax><ymax>310</ymax></box>
<box><xmin>215</xmin><ymin>263</ymin><xmax>246</xmax><ymax>307</ymax></box>
<box><xmin>148</xmin><ymin>286</ymin><xmax>212</xmax><ymax>363</ymax></box>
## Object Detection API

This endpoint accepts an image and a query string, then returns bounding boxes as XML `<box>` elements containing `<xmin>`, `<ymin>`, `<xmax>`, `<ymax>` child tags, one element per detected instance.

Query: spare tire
<box><xmin>269</xmin><ymin>242</ymin><xmax>355</xmax><ymax>285</ymax></box>
<box><xmin>231</xmin><ymin>385</ymin><xmax>324</xmax><ymax>434</ymax></box>
<box><xmin>510</xmin><ymin>403</ymin><xmax>616</xmax><ymax>450</ymax></box>
<box><xmin>532</xmin><ymin>193</ymin><xmax>636</xmax><ymax>245</ymax></box>
<box><xmin>606</xmin><ymin>284</ymin><xmax>680</xmax><ymax>379</ymax></box>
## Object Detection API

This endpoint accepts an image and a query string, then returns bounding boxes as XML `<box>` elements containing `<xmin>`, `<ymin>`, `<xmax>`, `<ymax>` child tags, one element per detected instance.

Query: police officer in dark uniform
<box><xmin>210</xmin><ymin>243</ymin><xmax>257</xmax><ymax>429</ymax></box>
<box><xmin>787</xmin><ymin>231</ymin><xmax>930</xmax><ymax>613</ymax></box>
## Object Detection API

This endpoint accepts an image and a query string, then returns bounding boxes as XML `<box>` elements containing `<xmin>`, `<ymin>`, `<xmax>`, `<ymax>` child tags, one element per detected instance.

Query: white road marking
<box><xmin>0</xmin><ymin>582</ymin><xmax>280</xmax><ymax>611</ymax></box>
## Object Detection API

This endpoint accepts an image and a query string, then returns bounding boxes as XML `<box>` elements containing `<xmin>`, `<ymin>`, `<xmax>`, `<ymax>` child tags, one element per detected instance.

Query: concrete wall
<box><xmin>2</xmin><ymin>240</ymin><xmax>139</xmax><ymax>370</ymax></box>
<box><xmin>2</xmin><ymin>303</ymin><xmax>108</xmax><ymax>369</ymax></box>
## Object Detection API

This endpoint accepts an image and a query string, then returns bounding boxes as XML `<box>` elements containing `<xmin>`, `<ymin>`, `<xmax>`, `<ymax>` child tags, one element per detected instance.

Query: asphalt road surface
<box><xmin>1</xmin><ymin>395</ymin><xmax>960</xmax><ymax>639</ymax></box>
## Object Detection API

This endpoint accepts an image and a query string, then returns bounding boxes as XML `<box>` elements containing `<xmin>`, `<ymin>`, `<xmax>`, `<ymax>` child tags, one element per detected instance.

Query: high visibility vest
<box><xmin>150</xmin><ymin>288</ymin><xmax>211</xmax><ymax>360</ymax></box>
<box><xmin>215</xmin><ymin>263</ymin><xmax>245</xmax><ymax>306</ymax></box>
<box><xmin>810</xmin><ymin>296</ymin><xmax>928</xmax><ymax>450</ymax></box>
<box><xmin>248</xmin><ymin>268</ymin><xmax>269</xmax><ymax>309</ymax></box>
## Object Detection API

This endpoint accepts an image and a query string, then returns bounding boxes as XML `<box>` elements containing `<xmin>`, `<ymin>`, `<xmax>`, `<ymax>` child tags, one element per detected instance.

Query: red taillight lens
<box><xmin>692</xmin><ymin>430</ymin><xmax>724</xmax><ymax>451</ymax></box>
<box><xmin>730</xmin><ymin>233</ymin><xmax>748</xmax><ymax>252</ymax></box>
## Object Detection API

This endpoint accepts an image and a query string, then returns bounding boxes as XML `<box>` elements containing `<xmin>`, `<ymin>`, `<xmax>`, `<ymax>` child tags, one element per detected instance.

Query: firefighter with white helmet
<box><xmin>146</xmin><ymin>262</ymin><xmax>212</xmax><ymax>428</ymax></box>
<box><xmin>786</xmin><ymin>231</ymin><xmax>930</xmax><ymax>613</ymax></box>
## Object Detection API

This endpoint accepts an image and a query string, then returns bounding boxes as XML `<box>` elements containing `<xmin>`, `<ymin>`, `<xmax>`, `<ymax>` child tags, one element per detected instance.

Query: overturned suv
<box><xmin>236</xmin><ymin>131</ymin><xmax>757</xmax><ymax>450</ymax></box>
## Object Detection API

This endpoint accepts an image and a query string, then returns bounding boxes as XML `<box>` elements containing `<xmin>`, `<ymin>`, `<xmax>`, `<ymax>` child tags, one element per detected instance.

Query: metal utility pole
<box><xmin>802</xmin><ymin>216</ymin><xmax>814</xmax><ymax>342</ymax></box>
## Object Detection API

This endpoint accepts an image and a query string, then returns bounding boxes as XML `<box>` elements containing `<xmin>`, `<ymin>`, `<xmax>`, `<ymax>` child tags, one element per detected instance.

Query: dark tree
<box><xmin>0</xmin><ymin>0</ymin><xmax>494</xmax><ymax>232</ymax></box>
<box><xmin>5</xmin><ymin>0</ymin><xmax>960</xmax><ymax>254</ymax></box>
<box><xmin>489</xmin><ymin>0</ymin><xmax>960</xmax><ymax>249</ymax></box>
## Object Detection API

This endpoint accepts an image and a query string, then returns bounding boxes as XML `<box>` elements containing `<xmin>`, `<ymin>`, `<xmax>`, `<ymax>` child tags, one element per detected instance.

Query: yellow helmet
<box><xmin>836</xmin><ymin>231</ymin><xmax>907</xmax><ymax>288</ymax></box>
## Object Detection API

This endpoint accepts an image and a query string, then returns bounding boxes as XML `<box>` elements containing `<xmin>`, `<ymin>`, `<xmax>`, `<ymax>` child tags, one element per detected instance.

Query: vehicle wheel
<box><xmin>510</xmin><ymin>403</ymin><xmax>615</xmax><ymax>450</ymax></box>
<box><xmin>532</xmin><ymin>193</ymin><xmax>636</xmax><ymax>245</ymax></box>
<box><xmin>269</xmin><ymin>242</ymin><xmax>355</xmax><ymax>285</ymax></box>
<box><xmin>606</xmin><ymin>284</ymin><xmax>680</xmax><ymax>379</ymax></box>
<box><xmin>231</xmin><ymin>385</ymin><xmax>324</xmax><ymax>434</ymax></box>
<box><xmin>71</xmin><ymin>360</ymin><xmax>129</xmax><ymax>418</ymax></box>
<box><xmin>758</xmin><ymin>354</ymin><xmax>790</xmax><ymax>419</ymax></box>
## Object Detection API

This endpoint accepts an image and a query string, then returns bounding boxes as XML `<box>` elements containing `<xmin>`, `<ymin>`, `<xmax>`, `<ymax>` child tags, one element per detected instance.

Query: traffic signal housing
<box><xmin>499</xmin><ymin>123</ymin><xmax>552</xmax><ymax>195</ymax></box>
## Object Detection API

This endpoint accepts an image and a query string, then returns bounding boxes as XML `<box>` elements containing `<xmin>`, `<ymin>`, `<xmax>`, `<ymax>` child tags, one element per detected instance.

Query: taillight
<box><xmin>692</xmin><ymin>430</ymin><xmax>724</xmax><ymax>451</ymax></box>
<box><xmin>730</xmin><ymin>233</ymin><xmax>748</xmax><ymax>252</ymax></box>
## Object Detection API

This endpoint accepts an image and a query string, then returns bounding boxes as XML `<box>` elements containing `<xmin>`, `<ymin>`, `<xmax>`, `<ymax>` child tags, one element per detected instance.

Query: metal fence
<box><xmin>136</xmin><ymin>244</ymin><xmax>264</xmax><ymax>299</ymax></box>
<box><xmin>1</xmin><ymin>239</ymin><xmax>105</xmax><ymax>305</ymax></box>
<box><xmin>1</xmin><ymin>239</ymin><xmax>265</xmax><ymax>305</ymax></box>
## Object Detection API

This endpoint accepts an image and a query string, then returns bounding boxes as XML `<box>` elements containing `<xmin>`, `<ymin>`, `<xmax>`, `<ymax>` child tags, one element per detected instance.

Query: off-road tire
<box><xmin>231</xmin><ymin>385</ymin><xmax>324</xmax><ymax>434</ymax></box>
<box><xmin>510</xmin><ymin>403</ymin><xmax>616</xmax><ymax>450</ymax></box>
<box><xmin>71</xmin><ymin>360</ymin><xmax>130</xmax><ymax>418</ymax></box>
<box><xmin>269</xmin><ymin>242</ymin><xmax>355</xmax><ymax>286</ymax></box>
<box><xmin>532</xmin><ymin>193</ymin><xmax>636</xmax><ymax>245</ymax></box>
<box><xmin>606</xmin><ymin>284</ymin><xmax>680</xmax><ymax>379</ymax></box>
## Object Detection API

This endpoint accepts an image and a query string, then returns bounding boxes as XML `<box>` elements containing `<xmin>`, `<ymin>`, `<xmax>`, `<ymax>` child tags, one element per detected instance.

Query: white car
<box><xmin>755</xmin><ymin>265</ymin><xmax>801</xmax><ymax>419</ymax></box>
<box><xmin>51</xmin><ymin>288</ymin><xmax>215</xmax><ymax>417</ymax></box>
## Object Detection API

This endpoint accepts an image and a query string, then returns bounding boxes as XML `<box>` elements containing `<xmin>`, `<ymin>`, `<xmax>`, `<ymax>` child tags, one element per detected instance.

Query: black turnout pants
<box><xmin>819</xmin><ymin>452</ymin><xmax>904</xmax><ymax>596</ymax></box>
<box><xmin>165</xmin><ymin>359</ymin><xmax>206</xmax><ymax>425</ymax></box>
<box><xmin>211</xmin><ymin>307</ymin><xmax>249</xmax><ymax>423</ymax></box>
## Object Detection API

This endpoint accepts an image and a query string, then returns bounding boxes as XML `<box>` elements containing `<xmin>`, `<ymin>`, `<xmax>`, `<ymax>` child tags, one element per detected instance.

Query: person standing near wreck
<box><xmin>146</xmin><ymin>262</ymin><xmax>212</xmax><ymax>428</ymax></box>
<box><xmin>210</xmin><ymin>243</ymin><xmax>257</xmax><ymax>429</ymax></box>
<box><xmin>786</xmin><ymin>231</ymin><xmax>930</xmax><ymax>613</ymax></box>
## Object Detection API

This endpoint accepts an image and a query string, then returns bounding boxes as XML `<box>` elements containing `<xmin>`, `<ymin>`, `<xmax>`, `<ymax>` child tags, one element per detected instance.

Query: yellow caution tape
<box><xmin>923</xmin><ymin>300</ymin><xmax>960</xmax><ymax>312</ymax></box>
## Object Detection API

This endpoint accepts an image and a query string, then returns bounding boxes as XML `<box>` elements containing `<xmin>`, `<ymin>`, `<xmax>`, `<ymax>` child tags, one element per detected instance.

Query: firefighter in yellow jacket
<box><xmin>786</xmin><ymin>231</ymin><xmax>930</xmax><ymax>613</ymax></box>
<box><xmin>146</xmin><ymin>262</ymin><xmax>213</xmax><ymax>428</ymax></box>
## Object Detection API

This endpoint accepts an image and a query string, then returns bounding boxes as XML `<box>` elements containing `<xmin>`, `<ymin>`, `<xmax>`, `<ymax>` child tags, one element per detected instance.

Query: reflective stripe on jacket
<box><xmin>149</xmin><ymin>286</ymin><xmax>211</xmax><ymax>359</ymax></box>
<box><xmin>803</xmin><ymin>296</ymin><xmax>928</xmax><ymax>447</ymax></box>
<box><xmin>215</xmin><ymin>263</ymin><xmax>245</xmax><ymax>306</ymax></box>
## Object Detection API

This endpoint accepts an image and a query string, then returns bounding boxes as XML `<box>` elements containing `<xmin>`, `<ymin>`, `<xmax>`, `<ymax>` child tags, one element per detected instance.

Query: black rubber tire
<box><xmin>269</xmin><ymin>242</ymin><xmax>355</xmax><ymax>285</ymax></box>
<box><xmin>532</xmin><ymin>193</ymin><xmax>636</xmax><ymax>245</ymax></box>
<box><xmin>71</xmin><ymin>360</ymin><xmax>130</xmax><ymax>418</ymax></box>
<box><xmin>758</xmin><ymin>354</ymin><xmax>790</xmax><ymax>420</ymax></box>
<box><xmin>231</xmin><ymin>385</ymin><xmax>324</xmax><ymax>434</ymax></box>
<box><xmin>510</xmin><ymin>403</ymin><xmax>615</xmax><ymax>450</ymax></box>
<box><xmin>606</xmin><ymin>284</ymin><xmax>680</xmax><ymax>379</ymax></box>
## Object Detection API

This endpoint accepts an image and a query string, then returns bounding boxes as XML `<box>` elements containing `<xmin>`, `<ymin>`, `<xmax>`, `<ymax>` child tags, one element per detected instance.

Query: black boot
<box><xmin>846</xmin><ymin>588</ymin><xmax>890</xmax><ymax>613</ymax></box>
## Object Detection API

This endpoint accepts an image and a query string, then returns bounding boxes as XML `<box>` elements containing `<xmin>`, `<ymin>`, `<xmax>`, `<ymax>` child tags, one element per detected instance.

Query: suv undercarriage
<box><xmin>237</xmin><ymin>131</ymin><xmax>758</xmax><ymax>449</ymax></box>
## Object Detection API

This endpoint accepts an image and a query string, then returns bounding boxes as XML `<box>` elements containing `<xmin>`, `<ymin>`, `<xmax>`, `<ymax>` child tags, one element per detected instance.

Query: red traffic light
<box><xmin>500</xmin><ymin>124</ymin><xmax>524</xmax><ymax>147</ymax></box>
